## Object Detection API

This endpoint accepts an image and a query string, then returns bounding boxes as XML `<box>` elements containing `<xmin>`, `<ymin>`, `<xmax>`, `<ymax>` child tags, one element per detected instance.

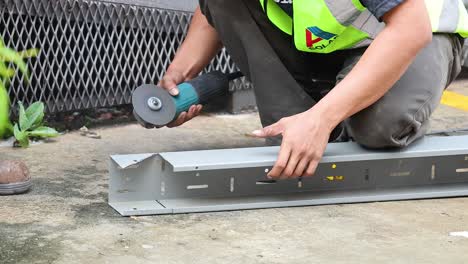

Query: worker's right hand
<box><xmin>158</xmin><ymin>70</ymin><xmax>203</xmax><ymax>128</ymax></box>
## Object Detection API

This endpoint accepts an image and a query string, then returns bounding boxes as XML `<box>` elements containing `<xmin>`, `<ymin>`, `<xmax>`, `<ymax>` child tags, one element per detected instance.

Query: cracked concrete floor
<box><xmin>1</xmin><ymin>82</ymin><xmax>468</xmax><ymax>264</ymax></box>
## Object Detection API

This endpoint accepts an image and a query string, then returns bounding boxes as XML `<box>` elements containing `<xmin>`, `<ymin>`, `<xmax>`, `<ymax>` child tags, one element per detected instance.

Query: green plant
<box><xmin>0</xmin><ymin>79</ymin><xmax>11</xmax><ymax>137</ymax></box>
<box><xmin>0</xmin><ymin>39</ymin><xmax>37</xmax><ymax>139</ymax></box>
<box><xmin>13</xmin><ymin>101</ymin><xmax>58</xmax><ymax>148</ymax></box>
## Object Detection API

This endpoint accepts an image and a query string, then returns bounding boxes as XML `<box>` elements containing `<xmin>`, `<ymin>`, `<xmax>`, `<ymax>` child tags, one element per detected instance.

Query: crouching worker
<box><xmin>157</xmin><ymin>0</ymin><xmax>467</xmax><ymax>179</ymax></box>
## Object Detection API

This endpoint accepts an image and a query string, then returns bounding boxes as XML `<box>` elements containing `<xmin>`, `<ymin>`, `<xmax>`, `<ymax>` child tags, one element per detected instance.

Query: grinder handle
<box><xmin>185</xmin><ymin>71</ymin><xmax>230</xmax><ymax>105</ymax></box>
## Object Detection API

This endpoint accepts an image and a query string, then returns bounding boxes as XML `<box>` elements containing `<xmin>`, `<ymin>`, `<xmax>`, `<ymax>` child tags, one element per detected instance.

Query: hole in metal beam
<box><xmin>389</xmin><ymin>171</ymin><xmax>411</xmax><ymax>177</ymax></box>
<box><xmin>456</xmin><ymin>168</ymin><xmax>468</xmax><ymax>173</ymax></box>
<box><xmin>187</xmin><ymin>184</ymin><xmax>209</xmax><ymax>190</ymax></box>
<box><xmin>230</xmin><ymin>177</ymin><xmax>235</xmax><ymax>192</ymax></box>
<box><xmin>256</xmin><ymin>180</ymin><xmax>277</xmax><ymax>185</ymax></box>
<box><xmin>431</xmin><ymin>165</ymin><xmax>436</xmax><ymax>180</ymax></box>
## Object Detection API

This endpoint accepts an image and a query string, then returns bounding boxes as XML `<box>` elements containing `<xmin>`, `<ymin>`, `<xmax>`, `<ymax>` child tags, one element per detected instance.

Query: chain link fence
<box><xmin>0</xmin><ymin>0</ymin><xmax>255</xmax><ymax>114</ymax></box>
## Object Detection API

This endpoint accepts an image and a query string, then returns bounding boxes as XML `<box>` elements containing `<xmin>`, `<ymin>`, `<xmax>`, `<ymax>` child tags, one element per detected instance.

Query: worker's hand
<box><xmin>251</xmin><ymin>110</ymin><xmax>332</xmax><ymax>179</ymax></box>
<box><xmin>158</xmin><ymin>70</ymin><xmax>203</xmax><ymax>128</ymax></box>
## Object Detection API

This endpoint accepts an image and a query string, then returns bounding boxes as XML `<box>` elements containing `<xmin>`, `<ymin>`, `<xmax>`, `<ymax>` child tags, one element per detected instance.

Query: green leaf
<box><xmin>13</xmin><ymin>123</ymin><xmax>29</xmax><ymax>148</ymax></box>
<box><xmin>0</xmin><ymin>83</ymin><xmax>11</xmax><ymax>138</ymax></box>
<box><xmin>0</xmin><ymin>46</ymin><xmax>28</xmax><ymax>77</ymax></box>
<box><xmin>28</xmin><ymin>126</ymin><xmax>58</xmax><ymax>138</ymax></box>
<box><xmin>18</xmin><ymin>48</ymin><xmax>39</xmax><ymax>59</ymax></box>
<box><xmin>0</xmin><ymin>62</ymin><xmax>15</xmax><ymax>79</ymax></box>
<box><xmin>18</xmin><ymin>101</ymin><xmax>31</xmax><ymax>131</ymax></box>
<box><xmin>13</xmin><ymin>123</ymin><xmax>22</xmax><ymax>139</ymax></box>
<box><xmin>25</xmin><ymin>101</ymin><xmax>44</xmax><ymax>129</ymax></box>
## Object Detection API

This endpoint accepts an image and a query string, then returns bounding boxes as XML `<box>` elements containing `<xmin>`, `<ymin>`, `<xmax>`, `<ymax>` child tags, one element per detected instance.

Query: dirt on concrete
<box><xmin>0</xmin><ymin>82</ymin><xmax>468</xmax><ymax>264</ymax></box>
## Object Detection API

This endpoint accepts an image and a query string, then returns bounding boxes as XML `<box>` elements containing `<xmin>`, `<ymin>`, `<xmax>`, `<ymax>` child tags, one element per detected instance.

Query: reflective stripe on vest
<box><xmin>261</xmin><ymin>0</ymin><xmax>468</xmax><ymax>53</ymax></box>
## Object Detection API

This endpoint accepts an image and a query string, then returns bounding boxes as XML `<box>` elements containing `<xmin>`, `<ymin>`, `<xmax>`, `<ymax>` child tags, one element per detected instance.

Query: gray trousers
<box><xmin>200</xmin><ymin>0</ymin><xmax>464</xmax><ymax>148</ymax></box>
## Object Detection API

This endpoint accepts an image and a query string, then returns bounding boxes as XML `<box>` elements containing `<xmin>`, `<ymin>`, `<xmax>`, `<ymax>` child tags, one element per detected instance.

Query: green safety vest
<box><xmin>260</xmin><ymin>0</ymin><xmax>468</xmax><ymax>53</ymax></box>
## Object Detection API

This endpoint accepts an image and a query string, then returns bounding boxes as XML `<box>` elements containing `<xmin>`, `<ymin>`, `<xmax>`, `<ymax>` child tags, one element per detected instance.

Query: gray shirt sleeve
<box><xmin>360</xmin><ymin>0</ymin><xmax>405</xmax><ymax>20</ymax></box>
<box><xmin>198</xmin><ymin>0</ymin><xmax>215</xmax><ymax>26</ymax></box>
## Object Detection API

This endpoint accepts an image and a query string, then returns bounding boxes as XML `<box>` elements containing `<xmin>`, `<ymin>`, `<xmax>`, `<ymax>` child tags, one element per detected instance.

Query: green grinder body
<box><xmin>132</xmin><ymin>71</ymin><xmax>230</xmax><ymax>127</ymax></box>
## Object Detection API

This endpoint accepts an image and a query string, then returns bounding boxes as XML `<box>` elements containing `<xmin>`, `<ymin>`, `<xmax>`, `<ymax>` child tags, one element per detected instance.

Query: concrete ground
<box><xmin>1</xmin><ymin>82</ymin><xmax>468</xmax><ymax>264</ymax></box>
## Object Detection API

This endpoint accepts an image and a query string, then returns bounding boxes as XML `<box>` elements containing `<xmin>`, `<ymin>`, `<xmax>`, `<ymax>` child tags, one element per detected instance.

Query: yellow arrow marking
<box><xmin>441</xmin><ymin>91</ymin><xmax>468</xmax><ymax>112</ymax></box>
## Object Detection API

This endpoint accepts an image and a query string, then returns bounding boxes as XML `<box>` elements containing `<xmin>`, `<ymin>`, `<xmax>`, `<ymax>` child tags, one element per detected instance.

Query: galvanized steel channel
<box><xmin>109</xmin><ymin>135</ymin><xmax>468</xmax><ymax>216</ymax></box>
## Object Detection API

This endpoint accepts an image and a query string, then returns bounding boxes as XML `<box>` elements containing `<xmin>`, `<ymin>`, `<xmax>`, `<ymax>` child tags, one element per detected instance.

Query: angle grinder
<box><xmin>132</xmin><ymin>71</ymin><xmax>243</xmax><ymax>128</ymax></box>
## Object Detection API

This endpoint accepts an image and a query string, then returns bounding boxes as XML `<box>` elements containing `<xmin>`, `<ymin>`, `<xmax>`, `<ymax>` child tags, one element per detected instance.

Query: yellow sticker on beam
<box><xmin>326</xmin><ymin>176</ymin><xmax>345</xmax><ymax>181</ymax></box>
<box><xmin>441</xmin><ymin>91</ymin><xmax>468</xmax><ymax>112</ymax></box>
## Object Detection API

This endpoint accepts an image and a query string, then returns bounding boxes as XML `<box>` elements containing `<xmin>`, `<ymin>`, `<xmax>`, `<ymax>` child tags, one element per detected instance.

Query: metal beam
<box><xmin>109</xmin><ymin>135</ymin><xmax>468</xmax><ymax>216</ymax></box>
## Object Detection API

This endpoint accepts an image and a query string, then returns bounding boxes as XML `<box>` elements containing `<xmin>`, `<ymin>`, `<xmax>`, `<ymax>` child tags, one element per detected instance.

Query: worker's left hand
<box><xmin>251</xmin><ymin>111</ymin><xmax>332</xmax><ymax>179</ymax></box>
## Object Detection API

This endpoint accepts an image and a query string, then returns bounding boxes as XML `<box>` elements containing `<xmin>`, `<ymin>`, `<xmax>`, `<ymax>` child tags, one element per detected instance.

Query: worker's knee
<box><xmin>347</xmin><ymin>107</ymin><xmax>428</xmax><ymax>149</ymax></box>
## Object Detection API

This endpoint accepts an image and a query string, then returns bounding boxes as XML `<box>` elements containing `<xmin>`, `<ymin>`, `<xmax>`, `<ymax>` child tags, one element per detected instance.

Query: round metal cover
<box><xmin>132</xmin><ymin>84</ymin><xmax>176</xmax><ymax>127</ymax></box>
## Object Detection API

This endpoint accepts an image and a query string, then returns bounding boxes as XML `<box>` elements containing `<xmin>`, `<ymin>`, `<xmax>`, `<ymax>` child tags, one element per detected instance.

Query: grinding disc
<box><xmin>132</xmin><ymin>84</ymin><xmax>177</xmax><ymax>127</ymax></box>
<box><xmin>133</xmin><ymin>110</ymin><xmax>155</xmax><ymax>129</ymax></box>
